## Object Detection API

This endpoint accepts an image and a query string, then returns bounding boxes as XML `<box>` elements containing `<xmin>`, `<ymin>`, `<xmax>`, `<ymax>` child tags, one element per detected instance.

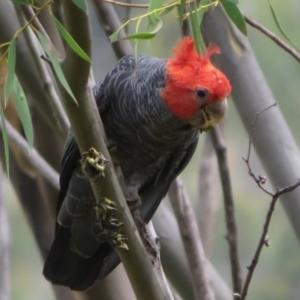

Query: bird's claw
<box><xmin>81</xmin><ymin>147</ymin><xmax>108</xmax><ymax>180</ymax></box>
<box><xmin>94</xmin><ymin>197</ymin><xmax>117</xmax><ymax>220</ymax></box>
<box><xmin>94</xmin><ymin>197</ymin><xmax>129</xmax><ymax>251</ymax></box>
<box><xmin>97</xmin><ymin>223</ymin><xmax>129</xmax><ymax>251</ymax></box>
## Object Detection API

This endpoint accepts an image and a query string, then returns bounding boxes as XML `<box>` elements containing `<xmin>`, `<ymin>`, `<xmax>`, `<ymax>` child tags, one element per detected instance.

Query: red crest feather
<box><xmin>161</xmin><ymin>37</ymin><xmax>232</xmax><ymax>119</ymax></box>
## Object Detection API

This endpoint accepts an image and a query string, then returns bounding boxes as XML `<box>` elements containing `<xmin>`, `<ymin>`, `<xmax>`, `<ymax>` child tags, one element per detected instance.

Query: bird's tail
<box><xmin>43</xmin><ymin>227</ymin><xmax>112</xmax><ymax>291</ymax></box>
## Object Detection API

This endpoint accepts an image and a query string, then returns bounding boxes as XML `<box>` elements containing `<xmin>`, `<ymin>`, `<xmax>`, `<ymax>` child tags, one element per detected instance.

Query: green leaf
<box><xmin>51</xmin><ymin>15</ymin><xmax>91</xmax><ymax>62</ymax></box>
<box><xmin>36</xmin><ymin>31</ymin><xmax>77</xmax><ymax>104</ymax></box>
<box><xmin>197</xmin><ymin>0</ymin><xmax>210</xmax><ymax>24</ymax></box>
<box><xmin>178</xmin><ymin>0</ymin><xmax>187</xmax><ymax>27</ymax></box>
<box><xmin>72</xmin><ymin>0</ymin><xmax>88</xmax><ymax>13</ymax></box>
<box><xmin>189</xmin><ymin>8</ymin><xmax>201</xmax><ymax>54</ymax></box>
<box><xmin>125</xmin><ymin>18</ymin><xmax>163</xmax><ymax>40</ymax></box>
<box><xmin>268</xmin><ymin>0</ymin><xmax>300</xmax><ymax>53</ymax></box>
<box><xmin>147</xmin><ymin>0</ymin><xmax>164</xmax><ymax>29</ymax></box>
<box><xmin>4</xmin><ymin>38</ymin><xmax>16</xmax><ymax>105</ymax></box>
<box><xmin>221</xmin><ymin>0</ymin><xmax>247</xmax><ymax>36</ymax></box>
<box><xmin>109</xmin><ymin>30</ymin><xmax>120</xmax><ymax>43</ymax></box>
<box><xmin>188</xmin><ymin>0</ymin><xmax>210</xmax><ymax>53</ymax></box>
<box><xmin>13</xmin><ymin>76</ymin><xmax>34</xmax><ymax>150</ymax></box>
<box><xmin>0</xmin><ymin>104</ymin><xmax>9</xmax><ymax>178</ymax></box>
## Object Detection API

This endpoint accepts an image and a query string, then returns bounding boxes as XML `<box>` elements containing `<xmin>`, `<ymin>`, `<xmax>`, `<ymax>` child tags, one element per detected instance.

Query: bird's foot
<box><xmin>81</xmin><ymin>147</ymin><xmax>108</xmax><ymax>181</ymax></box>
<box><xmin>106</xmin><ymin>230</ymin><xmax>129</xmax><ymax>251</ymax></box>
<box><xmin>94</xmin><ymin>197</ymin><xmax>117</xmax><ymax>220</ymax></box>
<box><xmin>97</xmin><ymin>217</ymin><xmax>128</xmax><ymax>251</ymax></box>
<box><xmin>93</xmin><ymin>197</ymin><xmax>129</xmax><ymax>251</ymax></box>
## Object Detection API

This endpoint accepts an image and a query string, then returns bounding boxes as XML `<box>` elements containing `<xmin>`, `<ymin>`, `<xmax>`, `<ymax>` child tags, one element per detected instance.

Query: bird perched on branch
<box><xmin>43</xmin><ymin>37</ymin><xmax>231</xmax><ymax>290</ymax></box>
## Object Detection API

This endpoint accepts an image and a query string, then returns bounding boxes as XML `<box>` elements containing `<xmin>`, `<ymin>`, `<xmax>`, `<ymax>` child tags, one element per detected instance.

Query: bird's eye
<box><xmin>197</xmin><ymin>89</ymin><xmax>207</xmax><ymax>99</ymax></box>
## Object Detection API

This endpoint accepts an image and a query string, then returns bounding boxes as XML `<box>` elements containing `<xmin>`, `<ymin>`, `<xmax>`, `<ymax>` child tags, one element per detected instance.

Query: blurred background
<box><xmin>4</xmin><ymin>0</ymin><xmax>300</xmax><ymax>299</ymax></box>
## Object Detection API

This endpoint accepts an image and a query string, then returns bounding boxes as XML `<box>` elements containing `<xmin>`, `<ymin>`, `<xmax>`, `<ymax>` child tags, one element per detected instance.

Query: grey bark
<box><xmin>0</xmin><ymin>170</ymin><xmax>9</xmax><ymax>300</ymax></box>
<box><xmin>154</xmin><ymin>201</ymin><xmax>233</xmax><ymax>300</ymax></box>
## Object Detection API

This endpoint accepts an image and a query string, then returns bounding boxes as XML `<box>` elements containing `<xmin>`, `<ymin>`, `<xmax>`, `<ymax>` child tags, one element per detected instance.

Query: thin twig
<box><xmin>169</xmin><ymin>178</ymin><xmax>215</xmax><ymax>300</ymax></box>
<box><xmin>0</xmin><ymin>119</ymin><xmax>59</xmax><ymax>189</ymax></box>
<box><xmin>197</xmin><ymin>134</ymin><xmax>219</xmax><ymax>256</ymax></box>
<box><xmin>210</xmin><ymin>125</ymin><xmax>243</xmax><ymax>296</ymax></box>
<box><xmin>92</xmin><ymin>0</ymin><xmax>133</xmax><ymax>58</ymax></box>
<box><xmin>240</xmin><ymin>180</ymin><xmax>300</xmax><ymax>300</ymax></box>
<box><xmin>240</xmin><ymin>105</ymin><xmax>300</xmax><ymax>299</ymax></box>
<box><xmin>20</xmin><ymin>5</ymin><xmax>50</xmax><ymax>40</ymax></box>
<box><xmin>123</xmin><ymin>0</ymin><xmax>132</xmax><ymax>34</ymax></box>
<box><xmin>242</xmin><ymin>103</ymin><xmax>277</xmax><ymax>197</ymax></box>
<box><xmin>244</xmin><ymin>15</ymin><xmax>300</xmax><ymax>64</ymax></box>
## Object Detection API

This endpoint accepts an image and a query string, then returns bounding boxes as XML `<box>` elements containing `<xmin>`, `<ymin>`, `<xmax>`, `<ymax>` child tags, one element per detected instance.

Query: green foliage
<box><xmin>124</xmin><ymin>18</ymin><xmax>163</xmax><ymax>40</ymax></box>
<box><xmin>51</xmin><ymin>15</ymin><xmax>91</xmax><ymax>62</ymax></box>
<box><xmin>178</xmin><ymin>0</ymin><xmax>186</xmax><ymax>27</ymax></box>
<box><xmin>109</xmin><ymin>0</ymin><xmax>219</xmax><ymax>55</ymax></box>
<box><xmin>221</xmin><ymin>0</ymin><xmax>247</xmax><ymax>35</ymax></box>
<box><xmin>4</xmin><ymin>38</ymin><xmax>16</xmax><ymax>105</ymax></box>
<box><xmin>36</xmin><ymin>31</ymin><xmax>77</xmax><ymax>104</ymax></box>
<box><xmin>189</xmin><ymin>0</ymin><xmax>211</xmax><ymax>54</ymax></box>
<box><xmin>0</xmin><ymin>102</ymin><xmax>9</xmax><ymax>177</ymax></box>
<box><xmin>13</xmin><ymin>76</ymin><xmax>34</xmax><ymax>151</ymax></box>
<box><xmin>147</xmin><ymin>0</ymin><xmax>164</xmax><ymax>29</ymax></box>
<box><xmin>72</xmin><ymin>0</ymin><xmax>88</xmax><ymax>14</ymax></box>
<box><xmin>268</xmin><ymin>0</ymin><xmax>300</xmax><ymax>53</ymax></box>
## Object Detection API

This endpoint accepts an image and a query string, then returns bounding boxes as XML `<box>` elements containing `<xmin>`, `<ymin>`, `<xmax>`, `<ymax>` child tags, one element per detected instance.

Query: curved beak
<box><xmin>188</xmin><ymin>99</ymin><xmax>228</xmax><ymax>132</ymax></box>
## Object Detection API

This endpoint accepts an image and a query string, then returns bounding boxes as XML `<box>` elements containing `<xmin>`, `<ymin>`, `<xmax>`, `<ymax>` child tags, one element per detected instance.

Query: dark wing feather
<box><xmin>140</xmin><ymin>135</ymin><xmax>199</xmax><ymax>222</ymax></box>
<box><xmin>97</xmin><ymin>136</ymin><xmax>199</xmax><ymax>279</ymax></box>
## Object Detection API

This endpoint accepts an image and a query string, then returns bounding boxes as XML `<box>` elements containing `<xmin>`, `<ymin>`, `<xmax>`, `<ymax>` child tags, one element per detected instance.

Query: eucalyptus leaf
<box><xmin>0</xmin><ymin>104</ymin><xmax>9</xmax><ymax>178</ymax></box>
<box><xmin>72</xmin><ymin>0</ymin><xmax>88</xmax><ymax>13</ymax></box>
<box><xmin>178</xmin><ymin>0</ymin><xmax>186</xmax><ymax>27</ymax></box>
<box><xmin>109</xmin><ymin>31</ymin><xmax>120</xmax><ymax>43</ymax></box>
<box><xmin>269</xmin><ymin>0</ymin><xmax>300</xmax><ymax>53</ymax></box>
<box><xmin>37</xmin><ymin>31</ymin><xmax>77</xmax><ymax>104</ymax></box>
<box><xmin>147</xmin><ymin>0</ymin><xmax>164</xmax><ymax>29</ymax></box>
<box><xmin>160</xmin><ymin>4</ymin><xmax>175</xmax><ymax>16</ymax></box>
<box><xmin>221</xmin><ymin>0</ymin><xmax>247</xmax><ymax>36</ymax></box>
<box><xmin>4</xmin><ymin>38</ymin><xmax>16</xmax><ymax>105</ymax></box>
<box><xmin>52</xmin><ymin>15</ymin><xmax>91</xmax><ymax>62</ymax></box>
<box><xmin>125</xmin><ymin>18</ymin><xmax>163</xmax><ymax>40</ymax></box>
<box><xmin>13</xmin><ymin>76</ymin><xmax>34</xmax><ymax>150</ymax></box>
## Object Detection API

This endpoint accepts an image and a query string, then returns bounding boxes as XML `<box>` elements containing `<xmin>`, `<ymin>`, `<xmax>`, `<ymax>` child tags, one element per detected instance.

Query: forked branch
<box><xmin>240</xmin><ymin>104</ymin><xmax>300</xmax><ymax>299</ymax></box>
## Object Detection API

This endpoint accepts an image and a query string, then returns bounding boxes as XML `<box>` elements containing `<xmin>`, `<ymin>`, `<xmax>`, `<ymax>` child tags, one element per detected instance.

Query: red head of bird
<box><xmin>161</xmin><ymin>37</ymin><xmax>232</xmax><ymax>131</ymax></box>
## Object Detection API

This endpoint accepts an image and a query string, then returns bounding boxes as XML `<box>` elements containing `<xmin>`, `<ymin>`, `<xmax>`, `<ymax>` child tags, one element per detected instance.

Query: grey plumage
<box><xmin>43</xmin><ymin>55</ymin><xmax>199</xmax><ymax>290</ymax></box>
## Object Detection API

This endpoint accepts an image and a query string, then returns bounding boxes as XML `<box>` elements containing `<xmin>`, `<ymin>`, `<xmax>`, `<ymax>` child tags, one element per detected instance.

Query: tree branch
<box><xmin>169</xmin><ymin>178</ymin><xmax>215</xmax><ymax>300</ymax></box>
<box><xmin>154</xmin><ymin>201</ymin><xmax>233</xmax><ymax>300</ymax></box>
<box><xmin>197</xmin><ymin>134</ymin><xmax>219</xmax><ymax>256</ymax></box>
<box><xmin>243</xmin><ymin>15</ymin><xmax>300</xmax><ymax>64</ymax></box>
<box><xmin>0</xmin><ymin>118</ymin><xmax>59</xmax><ymax>189</ymax></box>
<box><xmin>210</xmin><ymin>125</ymin><xmax>243</xmax><ymax>295</ymax></box>
<box><xmin>0</xmin><ymin>171</ymin><xmax>9</xmax><ymax>300</ymax></box>
<box><xmin>92</xmin><ymin>0</ymin><xmax>133</xmax><ymax>58</ymax></box>
<box><xmin>59</xmin><ymin>2</ymin><xmax>172</xmax><ymax>299</ymax></box>
<box><xmin>240</xmin><ymin>107</ymin><xmax>300</xmax><ymax>299</ymax></box>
